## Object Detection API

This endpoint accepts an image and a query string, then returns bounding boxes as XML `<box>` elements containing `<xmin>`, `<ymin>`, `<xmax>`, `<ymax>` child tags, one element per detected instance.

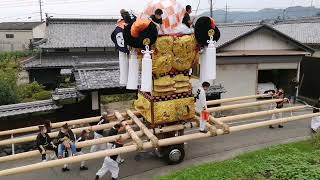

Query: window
<box><xmin>5</xmin><ymin>34</ymin><xmax>14</xmax><ymax>38</ymax></box>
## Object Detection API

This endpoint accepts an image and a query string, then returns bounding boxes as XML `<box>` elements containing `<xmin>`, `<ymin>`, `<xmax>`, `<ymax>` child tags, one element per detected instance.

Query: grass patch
<box><xmin>157</xmin><ymin>140</ymin><xmax>320</xmax><ymax>180</ymax></box>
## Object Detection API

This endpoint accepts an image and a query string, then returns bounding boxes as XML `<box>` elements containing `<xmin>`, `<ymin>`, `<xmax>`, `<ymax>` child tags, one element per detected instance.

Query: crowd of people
<box><xmin>35</xmin><ymin>112</ymin><xmax>125</xmax><ymax>180</ymax></box>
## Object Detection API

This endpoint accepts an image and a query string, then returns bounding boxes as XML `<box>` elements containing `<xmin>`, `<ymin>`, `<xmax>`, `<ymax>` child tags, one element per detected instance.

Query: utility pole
<box><xmin>210</xmin><ymin>0</ymin><xmax>213</xmax><ymax>18</ymax></box>
<box><xmin>39</xmin><ymin>0</ymin><xmax>43</xmax><ymax>22</ymax></box>
<box><xmin>225</xmin><ymin>1</ymin><xmax>228</xmax><ymax>23</ymax></box>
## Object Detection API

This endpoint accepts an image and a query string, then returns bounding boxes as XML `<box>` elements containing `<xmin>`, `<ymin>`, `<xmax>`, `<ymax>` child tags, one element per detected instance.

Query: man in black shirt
<box><xmin>107</xmin><ymin>123</ymin><xmax>125</xmax><ymax>163</ymax></box>
<box><xmin>57</xmin><ymin>123</ymin><xmax>77</xmax><ymax>172</ymax></box>
<box><xmin>182</xmin><ymin>5</ymin><xmax>193</xmax><ymax>28</ymax></box>
<box><xmin>269</xmin><ymin>89</ymin><xmax>288</xmax><ymax>129</ymax></box>
<box><xmin>90</xmin><ymin>112</ymin><xmax>110</xmax><ymax>153</ymax></box>
<box><xmin>150</xmin><ymin>9</ymin><xmax>164</xmax><ymax>33</ymax></box>
<box><xmin>36</xmin><ymin>126</ymin><xmax>57</xmax><ymax>161</ymax></box>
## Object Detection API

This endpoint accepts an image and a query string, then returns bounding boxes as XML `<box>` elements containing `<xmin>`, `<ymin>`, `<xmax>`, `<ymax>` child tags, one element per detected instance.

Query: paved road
<box><xmin>0</xmin><ymin>108</ymin><xmax>314</xmax><ymax>180</ymax></box>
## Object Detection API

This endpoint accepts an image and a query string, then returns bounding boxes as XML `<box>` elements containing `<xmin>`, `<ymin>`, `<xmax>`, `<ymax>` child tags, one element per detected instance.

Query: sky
<box><xmin>0</xmin><ymin>0</ymin><xmax>319</xmax><ymax>22</ymax></box>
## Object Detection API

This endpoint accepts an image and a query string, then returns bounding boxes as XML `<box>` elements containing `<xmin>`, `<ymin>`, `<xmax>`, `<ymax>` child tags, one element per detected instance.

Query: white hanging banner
<box><xmin>204</xmin><ymin>40</ymin><xmax>216</xmax><ymax>81</ymax></box>
<box><xmin>200</xmin><ymin>35</ymin><xmax>217</xmax><ymax>83</ymax></box>
<box><xmin>140</xmin><ymin>45</ymin><xmax>153</xmax><ymax>92</ymax></box>
<box><xmin>119</xmin><ymin>51</ymin><xmax>129</xmax><ymax>85</ymax></box>
<box><xmin>126</xmin><ymin>51</ymin><xmax>139</xmax><ymax>90</ymax></box>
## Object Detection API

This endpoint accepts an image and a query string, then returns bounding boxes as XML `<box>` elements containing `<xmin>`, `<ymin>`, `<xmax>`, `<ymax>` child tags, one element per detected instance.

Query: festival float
<box><xmin>0</xmin><ymin>0</ymin><xmax>318</xmax><ymax>177</ymax></box>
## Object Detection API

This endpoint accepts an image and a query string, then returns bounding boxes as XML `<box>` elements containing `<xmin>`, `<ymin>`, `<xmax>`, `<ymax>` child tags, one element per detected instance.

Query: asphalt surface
<box><xmin>0</xmin><ymin>106</ymin><xmax>314</xmax><ymax>180</ymax></box>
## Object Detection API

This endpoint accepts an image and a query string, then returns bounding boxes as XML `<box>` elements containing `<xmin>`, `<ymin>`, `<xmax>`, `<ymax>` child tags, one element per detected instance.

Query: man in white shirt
<box><xmin>195</xmin><ymin>81</ymin><xmax>210</xmax><ymax>133</ymax></box>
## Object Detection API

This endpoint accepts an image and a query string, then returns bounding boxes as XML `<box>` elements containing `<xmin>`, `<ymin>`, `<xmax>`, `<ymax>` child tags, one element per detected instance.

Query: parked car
<box><xmin>257</xmin><ymin>82</ymin><xmax>277</xmax><ymax>95</ymax></box>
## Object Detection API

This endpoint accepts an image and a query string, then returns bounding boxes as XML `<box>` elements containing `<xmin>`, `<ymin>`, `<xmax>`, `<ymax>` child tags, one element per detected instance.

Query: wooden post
<box><xmin>0</xmin><ymin>111</ymin><xmax>140</xmax><ymax>137</ymax></box>
<box><xmin>0</xmin><ymin>112</ymin><xmax>319</xmax><ymax>176</ymax></box>
<box><xmin>217</xmin><ymin>106</ymin><xmax>306</xmax><ymax>122</ymax></box>
<box><xmin>206</xmin><ymin>94</ymin><xmax>269</xmax><ymax>106</ymax></box>
<box><xmin>127</xmin><ymin>110</ymin><xmax>159</xmax><ymax>147</ymax></box>
<box><xmin>208</xmin><ymin>99</ymin><xmax>282</xmax><ymax>112</ymax></box>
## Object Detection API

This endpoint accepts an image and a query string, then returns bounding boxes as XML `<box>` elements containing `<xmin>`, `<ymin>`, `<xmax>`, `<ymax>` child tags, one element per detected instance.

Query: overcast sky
<box><xmin>0</xmin><ymin>0</ymin><xmax>318</xmax><ymax>22</ymax></box>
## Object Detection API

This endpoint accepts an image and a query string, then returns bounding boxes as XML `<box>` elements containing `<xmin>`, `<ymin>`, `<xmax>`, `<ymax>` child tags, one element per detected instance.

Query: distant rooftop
<box><xmin>217</xmin><ymin>17</ymin><xmax>320</xmax><ymax>47</ymax></box>
<box><xmin>23</xmin><ymin>52</ymin><xmax>118</xmax><ymax>69</ymax></box>
<box><xmin>0</xmin><ymin>22</ymin><xmax>41</xmax><ymax>30</ymax></box>
<box><xmin>40</xmin><ymin>18</ymin><xmax>117</xmax><ymax>49</ymax></box>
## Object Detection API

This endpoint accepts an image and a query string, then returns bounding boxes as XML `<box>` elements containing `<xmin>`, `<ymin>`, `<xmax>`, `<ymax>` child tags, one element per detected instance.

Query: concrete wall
<box><xmin>0</xmin><ymin>30</ymin><xmax>32</xmax><ymax>51</ymax></box>
<box><xmin>221</xmin><ymin>28</ymin><xmax>297</xmax><ymax>51</ymax></box>
<box><xmin>258</xmin><ymin>62</ymin><xmax>298</xmax><ymax>70</ymax></box>
<box><xmin>32</xmin><ymin>22</ymin><xmax>46</xmax><ymax>39</ymax></box>
<box><xmin>216</xmin><ymin>64</ymin><xmax>257</xmax><ymax>98</ymax></box>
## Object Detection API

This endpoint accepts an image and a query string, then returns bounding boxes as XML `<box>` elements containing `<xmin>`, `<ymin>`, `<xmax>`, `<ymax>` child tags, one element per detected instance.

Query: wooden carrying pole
<box><xmin>0</xmin><ymin>94</ymin><xmax>265</xmax><ymax>137</ymax></box>
<box><xmin>206</xmin><ymin>94</ymin><xmax>269</xmax><ymax>106</ymax></box>
<box><xmin>0</xmin><ymin>94</ymin><xmax>263</xmax><ymax>137</ymax></box>
<box><xmin>208</xmin><ymin>99</ymin><xmax>282</xmax><ymax>112</ymax></box>
<box><xmin>1</xmin><ymin>112</ymin><xmax>320</xmax><ymax>176</ymax></box>
<box><xmin>0</xmin><ymin>122</ymin><xmax>198</xmax><ymax>163</ymax></box>
<box><xmin>217</xmin><ymin>105</ymin><xmax>306</xmax><ymax>122</ymax></box>
<box><xmin>0</xmin><ymin>111</ymin><xmax>140</xmax><ymax>137</ymax></box>
<box><xmin>0</xmin><ymin>119</ymin><xmax>135</xmax><ymax>147</ymax></box>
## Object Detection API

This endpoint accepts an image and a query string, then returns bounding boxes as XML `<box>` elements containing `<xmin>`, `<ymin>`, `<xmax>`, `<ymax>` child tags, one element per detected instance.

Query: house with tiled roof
<box><xmin>0</xmin><ymin>22</ymin><xmax>40</xmax><ymax>51</ymax></box>
<box><xmin>23</xmin><ymin>17</ymin><xmax>320</xmax><ymax>102</ymax></box>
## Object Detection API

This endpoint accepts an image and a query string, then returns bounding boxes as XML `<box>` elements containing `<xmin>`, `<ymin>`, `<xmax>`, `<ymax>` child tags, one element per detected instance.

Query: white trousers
<box><xmin>96</xmin><ymin>157</ymin><xmax>119</xmax><ymax>178</ymax></box>
<box><xmin>199</xmin><ymin>119</ymin><xmax>207</xmax><ymax>131</ymax></box>
<box><xmin>90</xmin><ymin>132</ymin><xmax>107</xmax><ymax>152</ymax></box>
<box><xmin>271</xmin><ymin>110</ymin><xmax>283</xmax><ymax>125</ymax></box>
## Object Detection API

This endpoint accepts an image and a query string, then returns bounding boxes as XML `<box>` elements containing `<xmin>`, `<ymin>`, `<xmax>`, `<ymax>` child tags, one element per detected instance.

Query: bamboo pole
<box><xmin>217</xmin><ymin>106</ymin><xmax>306</xmax><ymax>122</ymax></box>
<box><xmin>127</xmin><ymin>110</ymin><xmax>159</xmax><ymax>147</ymax></box>
<box><xmin>0</xmin><ymin>120</ymin><xmax>134</xmax><ymax>147</ymax></box>
<box><xmin>0</xmin><ymin>111</ymin><xmax>140</xmax><ymax>137</ymax></box>
<box><xmin>0</xmin><ymin>122</ymin><xmax>198</xmax><ymax>163</ymax></box>
<box><xmin>208</xmin><ymin>99</ymin><xmax>282</xmax><ymax>112</ymax></box>
<box><xmin>206</xmin><ymin>94</ymin><xmax>269</xmax><ymax>106</ymax></box>
<box><xmin>1</xmin><ymin>112</ymin><xmax>319</xmax><ymax>177</ymax></box>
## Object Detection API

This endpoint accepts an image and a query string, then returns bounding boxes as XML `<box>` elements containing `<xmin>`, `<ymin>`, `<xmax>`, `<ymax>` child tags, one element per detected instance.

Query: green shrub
<box><xmin>32</xmin><ymin>91</ymin><xmax>52</xmax><ymax>101</ymax></box>
<box><xmin>311</xmin><ymin>132</ymin><xmax>320</xmax><ymax>149</ymax></box>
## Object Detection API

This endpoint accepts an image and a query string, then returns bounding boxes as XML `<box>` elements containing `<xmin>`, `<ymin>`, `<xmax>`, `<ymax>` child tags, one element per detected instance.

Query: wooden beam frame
<box><xmin>127</xmin><ymin>110</ymin><xmax>159</xmax><ymax>147</ymax></box>
<box><xmin>1</xmin><ymin>112</ymin><xmax>319</xmax><ymax>176</ymax></box>
<box><xmin>0</xmin><ymin>122</ymin><xmax>198</xmax><ymax>163</ymax></box>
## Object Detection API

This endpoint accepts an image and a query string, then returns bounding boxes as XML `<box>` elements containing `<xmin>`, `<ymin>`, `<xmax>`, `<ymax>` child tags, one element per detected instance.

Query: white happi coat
<box><xmin>195</xmin><ymin>86</ymin><xmax>207</xmax><ymax>113</ymax></box>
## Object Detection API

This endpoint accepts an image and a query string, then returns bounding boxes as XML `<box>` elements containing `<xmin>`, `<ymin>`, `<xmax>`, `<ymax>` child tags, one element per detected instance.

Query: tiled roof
<box><xmin>274</xmin><ymin>21</ymin><xmax>320</xmax><ymax>45</ymax></box>
<box><xmin>40</xmin><ymin>18</ymin><xmax>117</xmax><ymax>48</ymax></box>
<box><xmin>0</xmin><ymin>22</ymin><xmax>41</xmax><ymax>30</ymax></box>
<box><xmin>0</xmin><ymin>100</ymin><xmax>61</xmax><ymax>118</ymax></box>
<box><xmin>74</xmin><ymin>62</ymin><xmax>123</xmax><ymax>91</ymax></box>
<box><xmin>217</xmin><ymin>24</ymin><xmax>259</xmax><ymax>47</ymax></box>
<box><xmin>217</xmin><ymin>17</ymin><xmax>320</xmax><ymax>47</ymax></box>
<box><xmin>22</xmin><ymin>52</ymin><xmax>118</xmax><ymax>69</ymax></box>
<box><xmin>52</xmin><ymin>88</ymin><xmax>84</xmax><ymax>101</ymax></box>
